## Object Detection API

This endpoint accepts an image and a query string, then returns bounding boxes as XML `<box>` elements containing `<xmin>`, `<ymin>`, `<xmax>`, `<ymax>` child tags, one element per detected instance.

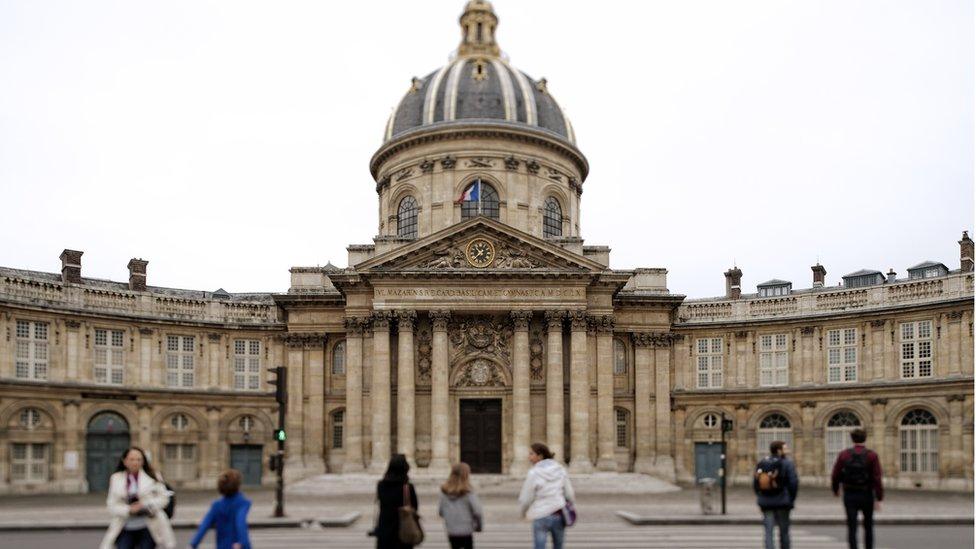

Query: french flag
<box><xmin>456</xmin><ymin>180</ymin><xmax>479</xmax><ymax>203</ymax></box>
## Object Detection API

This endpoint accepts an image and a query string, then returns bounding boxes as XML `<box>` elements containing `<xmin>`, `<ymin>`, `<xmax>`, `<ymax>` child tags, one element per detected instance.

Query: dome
<box><xmin>382</xmin><ymin>1</ymin><xmax>576</xmax><ymax>145</ymax></box>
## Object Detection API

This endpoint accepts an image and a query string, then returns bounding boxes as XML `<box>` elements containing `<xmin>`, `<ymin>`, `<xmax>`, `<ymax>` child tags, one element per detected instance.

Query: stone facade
<box><xmin>0</xmin><ymin>1</ymin><xmax>972</xmax><ymax>494</ymax></box>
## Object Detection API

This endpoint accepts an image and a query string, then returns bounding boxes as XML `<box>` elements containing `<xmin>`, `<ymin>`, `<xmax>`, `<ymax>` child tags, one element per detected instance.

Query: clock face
<box><xmin>465</xmin><ymin>238</ymin><xmax>495</xmax><ymax>268</ymax></box>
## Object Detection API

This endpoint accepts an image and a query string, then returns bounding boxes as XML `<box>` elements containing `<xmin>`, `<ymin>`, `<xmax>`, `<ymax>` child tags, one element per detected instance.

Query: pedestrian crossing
<box><xmin>197</xmin><ymin>523</ymin><xmax>883</xmax><ymax>548</ymax></box>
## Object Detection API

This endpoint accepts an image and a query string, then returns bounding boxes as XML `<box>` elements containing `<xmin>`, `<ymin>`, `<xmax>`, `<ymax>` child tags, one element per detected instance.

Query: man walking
<box><xmin>754</xmin><ymin>440</ymin><xmax>799</xmax><ymax>549</ymax></box>
<box><xmin>831</xmin><ymin>428</ymin><xmax>884</xmax><ymax>549</ymax></box>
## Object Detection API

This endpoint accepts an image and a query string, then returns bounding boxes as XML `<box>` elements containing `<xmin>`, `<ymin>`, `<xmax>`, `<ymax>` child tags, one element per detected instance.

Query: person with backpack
<box><xmin>188</xmin><ymin>469</ymin><xmax>251</xmax><ymax>549</ymax></box>
<box><xmin>438</xmin><ymin>462</ymin><xmax>484</xmax><ymax>549</ymax></box>
<box><xmin>831</xmin><ymin>428</ymin><xmax>884</xmax><ymax>549</ymax></box>
<box><xmin>517</xmin><ymin>442</ymin><xmax>575</xmax><ymax>549</ymax></box>
<box><xmin>99</xmin><ymin>446</ymin><xmax>177</xmax><ymax>549</ymax></box>
<box><xmin>753</xmin><ymin>440</ymin><xmax>799</xmax><ymax>549</ymax></box>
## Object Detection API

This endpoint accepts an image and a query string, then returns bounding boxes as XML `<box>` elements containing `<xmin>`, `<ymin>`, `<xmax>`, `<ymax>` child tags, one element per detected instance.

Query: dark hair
<box><xmin>114</xmin><ymin>446</ymin><xmax>159</xmax><ymax>481</ymax></box>
<box><xmin>530</xmin><ymin>442</ymin><xmax>554</xmax><ymax>460</ymax></box>
<box><xmin>383</xmin><ymin>453</ymin><xmax>410</xmax><ymax>483</ymax></box>
<box><xmin>218</xmin><ymin>469</ymin><xmax>242</xmax><ymax>496</ymax></box>
<box><xmin>849</xmin><ymin>428</ymin><xmax>867</xmax><ymax>444</ymax></box>
<box><xmin>769</xmin><ymin>440</ymin><xmax>785</xmax><ymax>456</ymax></box>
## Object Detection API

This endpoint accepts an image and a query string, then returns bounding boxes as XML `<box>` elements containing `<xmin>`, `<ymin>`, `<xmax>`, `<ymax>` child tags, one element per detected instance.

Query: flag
<box><xmin>456</xmin><ymin>180</ymin><xmax>480</xmax><ymax>203</ymax></box>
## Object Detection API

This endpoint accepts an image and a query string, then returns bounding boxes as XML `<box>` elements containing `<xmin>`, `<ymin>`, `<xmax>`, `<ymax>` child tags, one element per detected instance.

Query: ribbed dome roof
<box><xmin>382</xmin><ymin>1</ymin><xmax>576</xmax><ymax>145</ymax></box>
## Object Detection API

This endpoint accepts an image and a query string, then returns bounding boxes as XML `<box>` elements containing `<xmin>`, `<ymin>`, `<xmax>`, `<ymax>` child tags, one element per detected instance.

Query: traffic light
<box><xmin>721</xmin><ymin>419</ymin><xmax>734</xmax><ymax>433</ymax></box>
<box><xmin>269</xmin><ymin>453</ymin><xmax>281</xmax><ymax>472</ymax></box>
<box><xmin>268</xmin><ymin>366</ymin><xmax>287</xmax><ymax>405</ymax></box>
<box><xmin>274</xmin><ymin>429</ymin><xmax>287</xmax><ymax>442</ymax></box>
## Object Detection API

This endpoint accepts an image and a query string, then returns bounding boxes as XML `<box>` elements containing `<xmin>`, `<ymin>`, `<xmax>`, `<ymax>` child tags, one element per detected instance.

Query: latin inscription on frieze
<box><xmin>375</xmin><ymin>286</ymin><xmax>585</xmax><ymax>300</ymax></box>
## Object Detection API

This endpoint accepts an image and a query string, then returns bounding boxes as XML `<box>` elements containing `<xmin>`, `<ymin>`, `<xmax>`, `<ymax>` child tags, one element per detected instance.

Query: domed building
<box><xmin>0</xmin><ymin>1</ymin><xmax>971</xmax><ymax>495</ymax></box>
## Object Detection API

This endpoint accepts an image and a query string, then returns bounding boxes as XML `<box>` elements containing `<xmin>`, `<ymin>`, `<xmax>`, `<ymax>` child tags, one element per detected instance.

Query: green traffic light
<box><xmin>275</xmin><ymin>429</ymin><xmax>286</xmax><ymax>441</ymax></box>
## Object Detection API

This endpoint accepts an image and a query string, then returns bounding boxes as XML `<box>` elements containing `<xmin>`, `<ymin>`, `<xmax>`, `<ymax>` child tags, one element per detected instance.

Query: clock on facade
<box><xmin>465</xmin><ymin>238</ymin><xmax>496</xmax><ymax>268</ymax></box>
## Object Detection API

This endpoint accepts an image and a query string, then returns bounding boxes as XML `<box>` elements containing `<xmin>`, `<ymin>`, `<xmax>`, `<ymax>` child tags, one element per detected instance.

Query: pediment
<box><xmin>355</xmin><ymin>218</ymin><xmax>605</xmax><ymax>274</ymax></box>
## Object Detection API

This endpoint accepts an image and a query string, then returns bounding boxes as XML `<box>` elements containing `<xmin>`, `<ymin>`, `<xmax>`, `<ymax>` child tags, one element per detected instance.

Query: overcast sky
<box><xmin>1</xmin><ymin>0</ymin><xmax>972</xmax><ymax>299</ymax></box>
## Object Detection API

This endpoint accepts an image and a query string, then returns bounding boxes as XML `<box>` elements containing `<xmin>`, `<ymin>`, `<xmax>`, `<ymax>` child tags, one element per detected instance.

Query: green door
<box><xmin>86</xmin><ymin>412</ymin><xmax>130</xmax><ymax>492</ymax></box>
<box><xmin>230</xmin><ymin>445</ymin><xmax>264</xmax><ymax>486</ymax></box>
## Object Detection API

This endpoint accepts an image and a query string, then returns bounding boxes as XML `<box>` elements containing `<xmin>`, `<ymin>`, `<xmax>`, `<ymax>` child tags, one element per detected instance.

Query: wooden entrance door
<box><xmin>694</xmin><ymin>441</ymin><xmax>723</xmax><ymax>482</ymax></box>
<box><xmin>230</xmin><ymin>444</ymin><xmax>264</xmax><ymax>485</ymax></box>
<box><xmin>459</xmin><ymin>399</ymin><xmax>502</xmax><ymax>473</ymax></box>
<box><xmin>85</xmin><ymin>412</ymin><xmax>131</xmax><ymax>492</ymax></box>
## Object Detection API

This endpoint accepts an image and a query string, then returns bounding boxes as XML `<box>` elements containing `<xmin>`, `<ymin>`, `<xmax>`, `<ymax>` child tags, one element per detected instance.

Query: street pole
<box><xmin>274</xmin><ymin>401</ymin><xmax>285</xmax><ymax>518</ymax></box>
<box><xmin>720</xmin><ymin>412</ymin><xmax>728</xmax><ymax>515</ymax></box>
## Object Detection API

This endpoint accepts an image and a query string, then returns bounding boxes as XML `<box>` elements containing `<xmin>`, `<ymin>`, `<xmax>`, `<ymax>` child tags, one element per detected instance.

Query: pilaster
<box><xmin>342</xmin><ymin>317</ymin><xmax>366</xmax><ymax>473</ymax></box>
<box><xmin>544</xmin><ymin>310</ymin><xmax>566</xmax><ymax>462</ymax></box>
<box><xmin>370</xmin><ymin>311</ymin><xmax>393</xmax><ymax>473</ymax></box>
<box><xmin>568</xmin><ymin>310</ymin><xmax>592</xmax><ymax>473</ymax></box>
<box><xmin>593</xmin><ymin>314</ymin><xmax>616</xmax><ymax>471</ymax></box>
<box><xmin>429</xmin><ymin>310</ymin><xmax>451</xmax><ymax>474</ymax></box>
<box><xmin>396</xmin><ymin>311</ymin><xmax>417</xmax><ymax>467</ymax></box>
<box><xmin>510</xmin><ymin>310</ymin><xmax>532</xmax><ymax>476</ymax></box>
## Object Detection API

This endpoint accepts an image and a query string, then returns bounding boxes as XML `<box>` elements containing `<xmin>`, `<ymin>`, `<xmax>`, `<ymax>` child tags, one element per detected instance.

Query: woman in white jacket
<box><xmin>99</xmin><ymin>447</ymin><xmax>176</xmax><ymax>549</ymax></box>
<box><xmin>517</xmin><ymin>442</ymin><xmax>575</xmax><ymax>549</ymax></box>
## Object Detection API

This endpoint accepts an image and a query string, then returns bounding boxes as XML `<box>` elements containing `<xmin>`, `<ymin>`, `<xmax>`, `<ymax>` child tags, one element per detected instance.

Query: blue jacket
<box><xmin>753</xmin><ymin>456</ymin><xmax>799</xmax><ymax>510</ymax></box>
<box><xmin>190</xmin><ymin>492</ymin><xmax>252</xmax><ymax>549</ymax></box>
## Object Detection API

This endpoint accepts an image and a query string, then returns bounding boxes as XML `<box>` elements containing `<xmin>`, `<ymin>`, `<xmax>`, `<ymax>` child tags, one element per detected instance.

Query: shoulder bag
<box><xmin>398</xmin><ymin>483</ymin><xmax>424</xmax><ymax>545</ymax></box>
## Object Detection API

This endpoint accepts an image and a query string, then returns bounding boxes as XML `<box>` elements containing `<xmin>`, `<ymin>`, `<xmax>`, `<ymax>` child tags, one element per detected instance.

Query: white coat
<box><xmin>99</xmin><ymin>469</ymin><xmax>176</xmax><ymax>549</ymax></box>
<box><xmin>517</xmin><ymin>459</ymin><xmax>576</xmax><ymax>520</ymax></box>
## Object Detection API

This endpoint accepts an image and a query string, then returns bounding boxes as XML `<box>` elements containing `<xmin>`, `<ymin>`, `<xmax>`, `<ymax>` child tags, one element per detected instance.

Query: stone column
<box><xmin>207</xmin><ymin>333</ymin><xmax>221</xmax><ymax>389</ymax></box>
<box><xmin>342</xmin><ymin>317</ymin><xmax>366</xmax><ymax>473</ymax></box>
<box><xmin>673</xmin><ymin>405</ymin><xmax>688</xmax><ymax>480</ymax></box>
<box><xmin>139</xmin><ymin>328</ymin><xmax>153</xmax><ymax>386</ymax></box>
<box><xmin>544</xmin><ymin>311</ymin><xmax>566</xmax><ymax>462</ymax></box>
<box><xmin>800</xmin><ymin>401</ymin><xmax>817</xmax><ymax>476</ymax></box>
<box><xmin>370</xmin><ymin>312</ymin><xmax>393</xmax><ymax>472</ymax></box>
<box><xmin>948</xmin><ymin>394</ymin><xmax>965</xmax><ymax>478</ymax></box>
<box><xmin>633</xmin><ymin>334</ymin><xmax>655</xmax><ymax>473</ymax></box>
<box><xmin>653</xmin><ymin>334</ymin><xmax>676</xmax><ymax>480</ymax></box>
<box><xmin>735</xmin><ymin>404</ymin><xmax>751</xmax><ymax>480</ymax></box>
<box><xmin>429</xmin><ymin>311</ymin><xmax>451</xmax><ymax>474</ymax></box>
<box><xmin>284</xmin><ymin>335</ymin><xmax>306</xmax><ymax>475</ymax></box>
<box><xmin>205</xmin><ymin>405</ymin><xmax>221</xmax><ymax>482</ymax></box>
<box><xmin>305</xmin><ymin>334</ymin><xmax>326</xmax><ymax>475</ymax></box>
<box><xmin>137</xmin><ymin>403</ymin><xmax>153</xmax><ymax>454</ymax></box>
<box><xmin>65</xmin><ymin>321</ymin><xmax>81</xmax><ymax>380</ymax></box>
<box><xmin>510</xmin><ymin>311</ymin><xmax>533</xmax><ymax>475</ymax></box>
<box><xmin>568</xmin><ymin>311</ymin><xmax>592</xmax><ymax>472</ymax></box>
<box><xmin>396</xmin><ymin>311</ymin><xmax>417</xmax><ymax>467</ymax></box>
<box><xmin>870</xmin><ymin>398</ymin><xmax>892</xmax><ymax>474</ymax></box>
<box><xmin>62</xmin><ymin>399</ymin><xmax>83</xmax><ymax>492</ymax></box>
<box><xmin>594</xmin><ymin>315</ymin><xmax>616</xmax><ymax>471</ymax></box>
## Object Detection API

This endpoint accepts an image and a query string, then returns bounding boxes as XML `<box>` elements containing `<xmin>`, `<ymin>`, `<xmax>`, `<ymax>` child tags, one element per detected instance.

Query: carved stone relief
<box><xmin>455</xmin><ymin>358</ymin><xmax>505</xmax><ymax>387</ymax></box>
<box><xmin>415</xmin><ymin>319</ymin><xmax>432</xmax><ymax>384</ymax></box>
<box><xmin>529</xmin><ymin>323</ymin><xmax>545</xmax><ymax>382</ymax></box>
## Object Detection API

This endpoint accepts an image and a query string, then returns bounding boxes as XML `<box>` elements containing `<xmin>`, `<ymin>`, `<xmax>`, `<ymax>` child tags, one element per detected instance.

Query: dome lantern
<box><xmin>458</xmin><ymin>0</ymin><xmax>500</xmax><ymax>57</ymax></box>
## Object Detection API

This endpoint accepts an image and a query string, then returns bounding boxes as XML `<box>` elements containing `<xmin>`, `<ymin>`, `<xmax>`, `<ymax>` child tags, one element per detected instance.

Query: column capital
<box><xmin>431</xmin><ymin>310</ymin><xmax>451</xmax><ymax>331</ymax></box>
<box><xmin>544</xmin><ymin>310</ymin><xmax>566</xmax><ymax>331</ymax></box>
<box><xmin>870</xmin><ymin>397</ymin><xmax>888</xmax><ymax>406</ymax></box>
<box><xmin>371</xmin><ymin>310</ymin><xmax>394</xmax><ymax>331</ymax></box>
<box><xmin>947</xmin><ymin>394</ymin><xmax>967</xmax><ymax>403</ymax></box>
<box><xmin>65</xmin><ymin>320</ymin><xmax>82</xmax><ymax>329</ymax></box>
<box><xmin>396</xmin><ymin>310</ymin><xmax>418</xmax><ymax>331</ymax></box>
<box><xmin>633</xmin><ymin>331</ymin><xmax>680</xmax><ymax>348</ymax></box>
<box><xmin>344</xmin><ymin>316</ymin><xmax>369</xmax><ymax>336</ymax></box>
<box><xmin>588</xmin><ymin>314</ymin><xmax>615</xmax><ymax>334</ymax></box>
<box><xmin>510</xmin><ymin>310</ymin><xmax>532</xmax><ymax>330</ymax></box>
<box><xmin>568</xmin><ymin>310</ymin><xmax>588</xmax><ymax>331</ymax></box>
<box><xmin>280</xmin><ymin>333</ymin><xmax>327</xmax><ymax>349</ymax></box>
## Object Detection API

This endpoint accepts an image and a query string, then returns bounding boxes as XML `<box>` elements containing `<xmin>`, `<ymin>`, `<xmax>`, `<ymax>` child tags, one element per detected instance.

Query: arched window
<box><xmin>613</xmin><ymin>339</ymin><xmax>627</xmax><ymax>375</ymax></box>
<box><xmin>756</xmin><ymin>413</ymin><xmax>792</xmax><ymax>460</ymax></box>
<box><xmin>19</xmin><ymin>408</ymin><xmax>41</xmax><ymax>430</ymax></box>
<box><xmin>825</xmin><ymin>411</ymin><xmax>861</xmax><ymax>473</ymax></box>
<box><xmin>615</xmin><ymin>408</ymin><xmax>630</xmax><ymax>447</ymax></box>
<box><xmin>701</xmin><ymin>412</ymin><xmax>720</xmax><ymax>429</ymax></box>
<box><xmin>331</xmin><ymin>409</ymin><xmax>345</xmax><ymax>449</ymax></box>
<box><xmin>332</xmin><ymin>341</ymin><xmax>346</xmax><ymax>375</ymax></box>
<box><xmin>238</xmin><ymin>415</ymin><xmax>254</xmax><ymax>433</ymax></box>
<box><xmin>170</xmin><ymin>413</ymin><xmax>190</xmax><ymax>431</ymax></box>
<box><xmin>900</xmin><ymin>409</ymin><xmax>938</xmax><ymax>473</ymax></box>
<box><xmin>397</xmin><ymin>196</ymin><xmax>418</xmax><ymax>238</ymax></box>
<box><xmin>459</xmin><ymin>179</ymin><xmax>499</xmax><ymax>220</ymax></box>
<box><xmin>543</xmin><ymin>196</ymin><xmax>562</xmax><ymax>238</ymax></box>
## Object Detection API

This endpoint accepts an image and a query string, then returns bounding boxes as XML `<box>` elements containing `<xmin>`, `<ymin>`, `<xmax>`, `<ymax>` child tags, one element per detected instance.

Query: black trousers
<box><xmin>843</xmin><ymin>491</ymin><xmax>875</xmax><ymax>549</ymax></box>
<box><xmin>448</xmin><ymin>535</ymin><xmax>474</xmax><ymax>549</ymax></box>
<box><xmin>116</xmin><ymin>527</ymin><xmax>155</xmax><ymax>549</ymax></box>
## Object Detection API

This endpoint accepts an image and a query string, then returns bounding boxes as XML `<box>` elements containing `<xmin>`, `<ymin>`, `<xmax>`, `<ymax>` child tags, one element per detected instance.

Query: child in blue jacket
<box><xmin>190</xmin><ymin>469</ymin><xmax>251</xmax><ymax>549</ymax></box>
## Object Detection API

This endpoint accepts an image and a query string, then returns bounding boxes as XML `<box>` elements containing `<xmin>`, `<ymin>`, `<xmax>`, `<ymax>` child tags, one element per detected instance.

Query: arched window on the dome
<box><xmin>459</xmin><ymin>180</ymin><xmax>499</xmax><ymax>220</ymax></box>
<box><xmin>543</xmin><ymin>196</ymin><xmax>562</xmax><ymax>238</ymax></box>
<box><xmin>397</xmin><ymin>196</ymin><xmax>418</xmax><ymax>238</ymax></box>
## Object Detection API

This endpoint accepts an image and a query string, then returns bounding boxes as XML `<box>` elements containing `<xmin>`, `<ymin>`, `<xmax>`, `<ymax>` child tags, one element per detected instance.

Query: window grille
<box><xmin>233</xmin><ymin>339</ymin><xmax>261</xmax><ymax>390</ymax></box>
<box><xmin>460</xmin><ymin>180</ymin><xmax>500</xmax><ymax>220</ymax></box>
<box><xmin>397</xmin><ymin>196</ymin><xmax>419</xmax><ymax>238</ymax></box>
<box><xmin>615</xmin><ymin>408</ymin><xmax>629</xmax><ymax>447</ymax></box>
<box><xmin>543</xmin><ymin>196</ymin><xmax>562</xmax><ymax>237</ymax></box>
<box><xmin>825</xmin><ymin>411</ymin><xmax>861</xmax><ymax>472</ymax></box>
<box><xmin>332</xmin><ymin>409</ymin><xmax>344</xmax><ymax>449</ymax></box>
<box><xmin>613</xmin><ymin>339</ymin><xmax>627</xmax><ymax>375</ymax></box>
<box><xmin>900</xmin><ymin>409</ymin><xmax>938</xmax><ymax>473</ymax></box>
<box><xmin>15</xmin><ymin>320</ymin><xmax>48</xmax><ymax>380</ymax></box>
<box><xmin>900</xmin><ymin>321</ymin><xmax>933</xmax><ymax>378</ymax></box>
<box><xmin>695</xmin><ymin>338</ymin><xmax>723</xmax><ymax>389</ymax></box>
<box><xmin>94</xmin><ymin>328</ymin><xmax>125</xmax><ymax>385</ymax></box>
<box><xmin>332</xmin><ymin>341</ymin><xmax>346</xmax><ymax>375</ymax></box>
<box><xmin>166</xmin><ymin>335</ymin><xmax>195</xmax><ymax>388</ymax></box>
<box><xmin>757</xmin><ymin>413</ymin><xmax>792</xmax><ymax>460</ymax></box>
<box><xmin>11</xmin><ymin>443</ymin><xmax>48</xmax><ymax>483</ymax></box>
<box><xmin>162</xmin><ymin>444</ymin><xmax>197</xmax><ymax>481</ymax></box>
<box><xmin>759</xmin><ymin>334</ymin><xmax>789</xmax><ymax>387</ymax></box>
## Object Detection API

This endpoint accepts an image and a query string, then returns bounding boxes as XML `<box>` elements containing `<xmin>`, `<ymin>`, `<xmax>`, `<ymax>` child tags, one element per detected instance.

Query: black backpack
<box><xmin>755</xmin><ymin>457</ymin><xmax>784</xmax><ymax>495</ymax></box>
<box><xmin>841</xmin><ymin>448</ymin><xmax>871</xmax><ymax>490</ymax></box>
<box><xmin>163</xmin><ymin>482</ymin><xmax>176</xmax><ymax>519</ymax></box>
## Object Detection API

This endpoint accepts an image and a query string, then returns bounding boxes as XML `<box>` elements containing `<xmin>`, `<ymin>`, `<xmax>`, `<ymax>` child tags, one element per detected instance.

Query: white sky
<box><xmin>0</xmin><ymin>0</ymin><xmax>972</xmax><ymax>299</ymax></box>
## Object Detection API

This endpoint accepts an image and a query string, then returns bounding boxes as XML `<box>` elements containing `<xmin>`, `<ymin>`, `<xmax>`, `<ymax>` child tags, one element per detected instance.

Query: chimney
<box><xmin>960</xmin><ymin>231</ymin><xmax>974</xmax><ymax>272</ymax></box>
<box><xmin>127</xmin><ymin>258</ymin><xmax>148</xmax><ymax>291</ymax></box>
<box><xmin>724</xmin><ymin>266</ymin><xmax>742</xmax><ymax>299</ymax></box>
<box><xmin>887</xmin><ymin>268</ymin><xmax>897</xmax><ymax>283</ymax></box>
<box><xmin>811</xmin><ymin>263</ymin><xmax>826</xmax><ymax>288</ymax></box>
<box><xmin>59</xmin><ymin>249</ymin><xmax>83</xmax><ymax>284</ymax></box>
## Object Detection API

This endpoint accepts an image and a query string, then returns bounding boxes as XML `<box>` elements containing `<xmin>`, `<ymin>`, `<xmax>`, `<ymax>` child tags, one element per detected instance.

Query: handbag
<box><xmin>398</xmin><ymin>483</ymin><xmax>424</xmax><ymax>545</ymax></box>
<box><xmin>560</xmin><ymin>500</ymin><xmax>577</xmax><ymax>527</ymax></box>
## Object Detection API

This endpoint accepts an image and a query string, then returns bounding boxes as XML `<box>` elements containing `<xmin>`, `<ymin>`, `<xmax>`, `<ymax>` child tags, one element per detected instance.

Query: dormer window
<box><xmin>907</xmin><ymin>262</ymin><xmax>948</xmax><ymax>280</ymax></box>
<box><xmin>757</xmin><ymin>280</ymin><xmax>791</xmax><ymax>298</ymax></box>
<box><xmin>842</xmin><ymin>270</ymin><xmax>885</xmax><ymax>288</ymax></box>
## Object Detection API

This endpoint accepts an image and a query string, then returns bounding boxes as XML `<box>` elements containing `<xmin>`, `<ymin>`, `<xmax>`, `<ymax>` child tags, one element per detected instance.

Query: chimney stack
<box><xmin>59</xmin><ymin>249</ymin><xmax>83</xmax><ymax>284</ymax></box>
<box><xmin>128</xmin><ymin>258</ymin><xmax>148</xmax><ymax>291</ymax></box>
<box><xmin>724</xmin><ymin>266</ymin><xmax>743</xmax><ymax>299</ymax></box>
<box><xmin>887</xmin><ymin>268</ymin><xmax>897</xmax><ymax>283</ymax></box>
<box><xmin>960</xmin><ymin>231</ymin><xmax>973</xmax><ymax>272</ymax></box>
<box><xmin>811</xmin><ymin>263</ymin><xmax>826</xmax><ymax>288</ymax></box>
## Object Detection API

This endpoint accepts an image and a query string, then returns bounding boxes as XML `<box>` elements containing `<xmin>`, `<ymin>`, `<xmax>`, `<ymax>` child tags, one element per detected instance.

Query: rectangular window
<box><xmin>15</xmin><ymin>320</ymin><xmax>49</xmax><ymax>380</ymax></box>
<box><xmin>615</xmin><ymin>409</ymin><xmax>628</xmax><ymax>447</ymax></box>
<box><xmin>826</xmin><ymin>328</ymin><xmax>858</xmax><ymax>383</ymax></box>
<box><xmin>759</xmin><ymin>334</ymin><xmax>789</xmax><ymax>387</ymax></box>
<box><xmin>695</xmin><ymin>337</ymin><xmax>723</xmax><ymax>389</ymax></box>
<box><xmin>162</xmin><ymin>443</ymin><xmax>197</xmax><ymax>481</ymax></box>
<box><xmin>94</xmin><ymin>329</ymin><xmax>126</xmax><ymax>385</ymax></box>
<box><xmin>11</xmin><ymin>443</ymin><xmax>48</xmax><ymax>483</ymax></box>
<box><xmin>166</xmin><ymin>335</ymin><xmax>195</xmax><ymax>388</ymax></box>
<box><xmin>332</xmin><ymin>410</ymin><xmax>344</xmax><ymax>449</ymax></box>
<box><xmin>233</xmin><ymin>339</ymin><xmax>261</xmax><ymax>391</ymax></box>
<box><xmin>900</xmin><ymin>321</ymin><xmax>933</xmax><ymax>379</ymax></box>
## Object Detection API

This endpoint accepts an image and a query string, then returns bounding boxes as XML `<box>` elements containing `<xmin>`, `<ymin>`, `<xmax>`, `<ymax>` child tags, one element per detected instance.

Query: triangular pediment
<box><xmin>355</xmin><ymin>218</ymin><xmax>605</xmax><ymax>273</ymax></box>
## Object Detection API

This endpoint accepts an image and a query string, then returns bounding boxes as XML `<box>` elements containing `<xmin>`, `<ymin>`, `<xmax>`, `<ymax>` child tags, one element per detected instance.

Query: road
<box><xmin>2</xmin><ymin>523</ymin><xmax>972</xmax><ymax>549</ymax></box>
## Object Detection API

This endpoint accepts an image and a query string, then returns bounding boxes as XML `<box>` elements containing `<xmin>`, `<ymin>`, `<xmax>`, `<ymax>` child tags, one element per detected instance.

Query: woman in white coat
<box><xmin>517</xmin><ymin>442</ymin><xmax>575</xmax><ymax>549</ymax></box>
<box><xmin>99</xmin><ymin>447</ymin><xmax>176</xmax><ymax>549</ymax></box>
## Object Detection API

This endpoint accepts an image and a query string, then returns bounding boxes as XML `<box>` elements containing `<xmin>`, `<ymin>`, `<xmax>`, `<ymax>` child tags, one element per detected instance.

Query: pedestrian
<box><xmin>99</xmin><ymin>446</ymin><xmax>177</xmax><ymax>549</ymax></box>
<box><xmin>831</xmin><ymin>428</ymin><xmax>884</xmax><ymax>549</ymax></box>
<box><xmin>438</xmin><ymin>462</ymin><xmax>484</xmax><ymax>549</ymax></box>
<box><xmin>517</xmin><ymin>442</ymin><xmax>575</xmax><ymax>549</ymax></box>
<box><xmin>753</xmin><ymin>440</ymin><xmax>799</xmax><ymax>549</ymax></box>
<box><xmin>188</xmin><ymin>469</ymin><xmax>252</xmax><ymax>549</ymax></box>
<box><xmin>373</xmin><ymin>453</ymin><xmax>420</xmax><ymax>549</ymax></box>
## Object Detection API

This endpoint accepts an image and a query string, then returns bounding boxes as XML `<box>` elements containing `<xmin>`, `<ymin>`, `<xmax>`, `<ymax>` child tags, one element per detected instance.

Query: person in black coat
<box><xmin>374</xmin><ymin>454</ymin><xmax>419</xmax><ymax>549</ymax></box>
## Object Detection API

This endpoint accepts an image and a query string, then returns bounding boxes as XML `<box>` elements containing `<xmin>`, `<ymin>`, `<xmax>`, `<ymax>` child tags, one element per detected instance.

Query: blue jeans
<box><xmin>532</xmin><ymin>514</ymin><xmax>565</xmax><ymax>549</ymax></box>
<box><xmin>762</xmin><ymin>508</ymin><xmax>791</xmax><ymax>549</ymax></box>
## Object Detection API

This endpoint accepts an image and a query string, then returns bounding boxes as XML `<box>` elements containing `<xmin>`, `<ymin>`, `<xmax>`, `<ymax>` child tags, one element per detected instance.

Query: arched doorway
<box><xmin>86</xmin><ymin>412</ymin><xmax>130</xmax><ymax>492</ymax></box>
